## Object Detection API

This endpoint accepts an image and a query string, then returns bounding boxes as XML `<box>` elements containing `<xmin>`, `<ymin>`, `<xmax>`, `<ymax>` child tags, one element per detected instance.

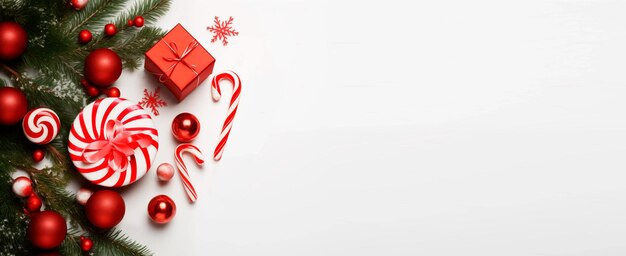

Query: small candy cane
<box><xmin>175</xmin><ymin>144</ymin><xmax>205</xmax><ymax>202</ymax></box>
<box><xmin>211</xmin><ymin>71</ymin><xmax>241</xmax><ymax>161</ymax></box>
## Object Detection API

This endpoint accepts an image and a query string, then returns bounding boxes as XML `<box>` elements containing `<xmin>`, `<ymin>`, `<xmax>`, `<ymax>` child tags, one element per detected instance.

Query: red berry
<box><xmin>78</xmin><ymin>29</ymin><xmax>92</xmax><ymax>44</ymax></box>
<box><xmin>133</xmin><ymin>16</ymin><xmax>144</xmax><ymax>27</ymax></box>
<box><xmin>80</xmin><ymin>78</ymin><xmax>89</xmax><ymax>87</ymax></box>
<box><xmin>104</xmin><ymin>23</ymin><xmax>117</xmax><ymax>36</ymax></box>
<box><xmin>32</xmin><ymin>149</ymin><xmax>45</xmax><ymax>162</ymax></box>
<box><xmin>105</xmin><ymin>87</ymin><xmax>120</xmax><ymax>97</ymax></box>
<box><xmin>127</xmin><ymin>19</ymin><xmax>134</xmax><ymax>27</ymax></box>
<box><xmin>85</xmin><ymin>85</ymin><xmax>100</xmax><ymax>97</ymax></box>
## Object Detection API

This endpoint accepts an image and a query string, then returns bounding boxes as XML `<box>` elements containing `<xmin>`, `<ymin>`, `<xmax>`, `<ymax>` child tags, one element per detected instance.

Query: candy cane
<box><xmin>175</xmin><ymin>143</ymin><xmax>205</xmax><ymax>202</ymax></box>
<box><xmin>211</xmin><ymin>71</ymin><xmax>241</xmax><ymax>161</ymax></box>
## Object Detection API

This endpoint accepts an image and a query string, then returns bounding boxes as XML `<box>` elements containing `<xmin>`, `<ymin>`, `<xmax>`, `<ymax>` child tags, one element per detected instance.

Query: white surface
<box><xmin>111</xmin><ymin>0</ymin><xmax>626</xmax><ymax>255</ymax></box>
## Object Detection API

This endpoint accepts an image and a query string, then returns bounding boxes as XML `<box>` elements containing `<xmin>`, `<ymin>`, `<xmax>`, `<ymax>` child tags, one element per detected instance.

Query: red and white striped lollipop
<box><xmin>68</xmin><ymin>98</ymin><xmax>159</xmax><ymax>187</ymax></box>
<box><xmin>22</xmin><ymin>108</ymin><xmax>61</xmax><ymax>145</ymax></box>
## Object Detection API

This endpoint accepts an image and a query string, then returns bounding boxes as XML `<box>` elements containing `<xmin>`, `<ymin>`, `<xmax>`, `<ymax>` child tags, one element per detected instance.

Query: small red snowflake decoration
<box><xmin>139</xmin><ymin>87</ymin><xmax>167</xmax><ymax>116</ymax></box>
<box><xmin>207</xmin><ymin>16</ymin><xmax>239</xmax><ymax>46</ymax></box>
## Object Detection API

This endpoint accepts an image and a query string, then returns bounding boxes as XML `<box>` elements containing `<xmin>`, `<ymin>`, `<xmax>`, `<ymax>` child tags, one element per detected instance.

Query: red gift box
<box><xmin>145</xmin><ymin>24</ymin><xmax>216</xmax><ymax>101</ymax></box>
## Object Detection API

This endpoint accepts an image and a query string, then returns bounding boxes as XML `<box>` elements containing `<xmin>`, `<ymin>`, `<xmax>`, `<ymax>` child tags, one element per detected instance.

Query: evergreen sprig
<box><xmin>0</xmin><ymin>0</ymin><xmax>171</xmax><ymax>255</ymax></box>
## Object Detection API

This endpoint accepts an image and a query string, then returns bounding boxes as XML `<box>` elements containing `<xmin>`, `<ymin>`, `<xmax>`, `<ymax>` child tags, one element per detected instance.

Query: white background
<box><xmin>67</xmin><ymin>0</ymin><xmax>626</xmax><ymax>255</ymax></box>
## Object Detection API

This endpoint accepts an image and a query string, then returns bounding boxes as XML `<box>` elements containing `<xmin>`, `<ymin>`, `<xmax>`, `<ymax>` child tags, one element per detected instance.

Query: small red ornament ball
<box><xmin>70</xmin><ymin>0</ymin><xmax>89</xmax><ymax>10</ymax></box>
<box><xmin>27</xmin><ymin>210</ymin><xmax>67</xmax><ymax>249</ymax></box>
<box><xmin>78</xmin><ymin>29</ymin><xmax>92</xmax><ymax>44</ymax></box>
<box><xmin>147</xmin><ymin>195</ymin><xmax>176</xmax><ymax>224</ymax></box>
<box><xmin>85</xmin><ymin>190</ymin><xmax>125</xmax><ymax>229</ymax></box>
<box><xmin>156</xmin><ymin>163</ymin><xmax>175</xmax><ymax>181</ymax></box>
<box><xmin>84</xmin><ymin>48</ymin><xmax>122</xmax><ymax>87</ymax></box>
<box><xmin>25</xmin><ymin>193</ymin><xmax>42</xmax><ymax>213</ymax></box>
<box><xmin>12</xmin><ymin>176</ymin><xmax>33</xmax><ymax>198</ymax></box>
<box><xmin>104</xmin><ymin>23</ymin><xmax>117</xmax><ymax>37</ymax></box>
<box><xmin>32</xmin><ymin>148</ymin><xmax>45</xmax><ymax>162</ymax></box>
<box><xmin>133</xmin><ymin>16</ymin><xmax>144</xmax><ymax>27</ymax></box>
<box><xmin>171</xmin><ymin>113</ymin><xmax>200</xmax><ymax>142</ymax></box>
<box><xmin>80</xmin><ymin>236</ymin><xmax>93</xmax><ymax>252</ymax></box>
<box><xmin>127</xmin><ymin>19</ymin><xmax>134</xmax><ymax>27</ymax></box>
<box><xmin>0</xmin><ymin>21</ymin><xmax>27</xmax><ymax>61</ymax></box>
<box><xmin>105</xmin><ymin>87</ymin><xmax>120</xmax><ymax>97</ymax></box>
<box><xmin>0</xmin><ymin>87</ymin><xmax>28</xmax><ymax>126</ymax></box>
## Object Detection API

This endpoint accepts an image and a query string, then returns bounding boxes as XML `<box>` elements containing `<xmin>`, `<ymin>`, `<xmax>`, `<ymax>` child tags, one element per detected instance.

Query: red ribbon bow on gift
<box><xmin>81</xmin><ymin>120</ymin><xmax>153</xmax><ymax>173</ymax></box>
<box><xmin>157</xmin><ymin>40</ymin><xmax>201</xmax><ymax>86</ymax></box>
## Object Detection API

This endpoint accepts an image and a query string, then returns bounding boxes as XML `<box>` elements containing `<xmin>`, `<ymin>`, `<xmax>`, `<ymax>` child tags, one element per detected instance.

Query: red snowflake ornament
<box><xmin>207</xmin><ymin>16</ymin><xmax>239</xmax><ymax>46</ymax></box>
<box><xmin>139</xmin><ymin>87</ymin><xmax>167</xmax><ymax>116</ymax></box>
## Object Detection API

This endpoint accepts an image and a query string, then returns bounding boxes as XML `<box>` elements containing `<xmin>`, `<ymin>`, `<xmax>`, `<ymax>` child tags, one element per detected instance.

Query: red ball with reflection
<box><xmin>78</xmin><ymin>29</ymin><xmax>92</xmax><ymax>44</ymax></box>
<box><xmin>147</xmin><ymin>195</ymin><xmax>176</xmax><ymax>224</ymax></box>
<box><xmin>171</xmin><ymin>113</ymin><xmax>200</xmax><ymax>142</ymax></box>
<box><xmin>27</xmin><ymin>210</ymin><xmax>67</xmax><ymax>249</ymax></box>
<box><xmin>0</xmin><ymin>21</ymin><xmax>27</xmax><ymax>60</ymax></box>
<box><xmin>84</xmin><ymin>48</ymin><xmax>122</xmax><ymax>87</ymax></box>
<box><xmin>85</xmin><ymin>190</ymin><xmax>125</xmax><ymax>229</ymax></box>
<box><xmin>0</xmin><ymin>87</ymin><xmax>28</xmax><ymax>125</ymax></box>
<box><xmin>32</xmin><ymin>148</ymin><xmax>45</xmax><ymax>162</ymax></box>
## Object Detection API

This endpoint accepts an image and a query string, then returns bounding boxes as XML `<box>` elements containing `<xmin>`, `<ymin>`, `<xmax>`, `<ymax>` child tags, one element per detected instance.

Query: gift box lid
<box><xmin>145</xmin><ymin>24</ymin><xmax>215</xmax><ymax>92</ymax></box>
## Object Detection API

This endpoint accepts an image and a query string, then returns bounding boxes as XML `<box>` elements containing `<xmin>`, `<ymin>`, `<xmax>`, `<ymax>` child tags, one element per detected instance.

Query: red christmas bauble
<box><xmin>27</xmin><ymin>210</ymin><xmax>67</xmax><ymax>249</ymax></box>
<box><xmin>70</xmin><ymin>0</ymin><xmax>89</xmax><ymax>10</ymax></box>
<box><xmin>78</xmin><ymin>29</ymin><xmax>92</xmax><ymax>44</ymax></box>
<box><xmin>127</xmin><ymin>19</ymin><xmax>134</xmax><ymax>27</ymax></box>
<box><xmin>0</xmin><ymin>21</ymin><xmax>27</xmax><ymax>61</ymax></box>
<box><xmin>104</xmin><ymin>23</ymin><xmax>117</xmax><ymax>37</ymax></box>
<box><xmin>32</xmin><ymin>148</ymin><xmax>45</xmax><ymax>162</ymax></box>
<box><xmin>105</xmin><ymin>87</ymin><xmax>120</xmax><ymax>97</ymax></box>
<box><xmin>85</xmin><ymin>190</ymin><xmax>125</xmax><ymax>229</ymax></box>
<box><xmin>171</xmin><ymin>113</ymin><xmax>200</xmax><ymax>142</ymax></box>
<box><xmin>0</xmin><ymin>87</ymin><xmax>28</xmax><ymax>125</ymax></box>
<box><xmin>25</xmin><ymin>193</ymin><xmax>42</xmax><ymax>213</ymax></box>
<box><xmin>84</xmin><ymin>48</ymin><xmax>122</xmax><ymax>87</ymax></box>
<box><xmin>133</xmin><ymin>16</ymin><xmax>144</xmax><ymax>27</ymax></box>
<box><xmin>156</xmin><ymin>163</ymin><xmax>174</xmax><ymax>181</ymax></box>
<box><xmin>12</xmin><ymin>176</ymin><xmax>33</xmax><ymax>198</ymax></box>
<box><xmin>80</xmin><ymin>236</ymin><xmax>93</xmax><ymax>251</ymax></box>
<box><xmin>147</xmin><ymin>195</ymin><xmax>176</xmax><ymax>224</ymax></box>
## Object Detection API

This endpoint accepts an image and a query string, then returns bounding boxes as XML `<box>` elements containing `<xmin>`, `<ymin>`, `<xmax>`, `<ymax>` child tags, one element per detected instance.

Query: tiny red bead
<box><xmin>127</xmin><ymin>19</ymin><xmax>134</xmax><ymax>27</ymax></box>
<box><xmin>133</xmin><ymin>16</ymin><xmax>144</xmax><ymax>27</ymax></box>
<box><xmin>105</xmin><ymin>87</ymin><xmax>120</xmax><ymax>97</ymax></box>
<box><xmin>80</xmin><ymin>236</ymin><xmax>93</xmax><ymax>251</ymax></box>
<box><xmin>80</xmin><ymin>79</ymin><xmax>89</xmax><ymax>87</ymax></box>
<box><xmin>85</xmin><ymin>85</ymin><xmax>100</xmax><ymax>97</ymax></box>
<box><xmin>78</xmin><ymin>29</ymin><xmax>92</xmax><ymax>44</ymax></box>
<box><xmin>104</xmin><ymin>23</ymin><xmax>117</xmax><ymax>36</ymax></box>
<box><xmin>25</xmin><ymin>193</ymin><xmax>42</xmax><ymax>213</ymax></box>
<box><xmin>32</xmin><ymin>149</ymin><xmax>45</xmax><ymax>162</ymax></box>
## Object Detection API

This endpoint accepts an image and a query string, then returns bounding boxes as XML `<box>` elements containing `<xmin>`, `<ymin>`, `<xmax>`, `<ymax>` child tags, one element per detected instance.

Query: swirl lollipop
<box><xmin>22</xmin><ymin>108</ymin><xmax>60</xmax><ymax>145</ymax></box>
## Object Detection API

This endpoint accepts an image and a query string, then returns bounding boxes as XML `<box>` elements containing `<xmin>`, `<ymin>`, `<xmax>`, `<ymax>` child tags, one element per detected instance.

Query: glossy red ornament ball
<box><xmin>78</xmin><ymin>29</ymin><xmax>92</xmax><ymax>44</ymax></box>
<box><xmin>85</xmin><ymin>190</ymin><xmax>125</xmax><ymax>229</ymax></box>
<box><xmin>25</xmin><ymin>193</ymin><xmax>42</xmax><ymax>213</ymax></box>
<box><xmin>133</xmin><ymin>16</ymin><xmax>144</xmax><ymax>27</ymax></box>
<box><xmin>104</xmin><ymin>23</ymin><xmax>117</xmax><ymax>37</ymax></box>
<box><xmin>127</xmin><ymin>19</ymin><xmax>134</xmax><ymax>27</ymax></box>
<box><xmin>156</xmin><ymin>163</ymin><xmax>174</xmax><ymax>181</ymax></box>
<box><xmin>105</xmin><ymin>87</ymin><xmax>120</xmax><ymax>97</ymax></box>
<box><xmin>27</xmin><ymin>210</ymin><xmax>67</xmax><ymax>249</ymax></box>
<box><xmin>0</xmin><ymin>87</ymin><xmax>28</xmax><ymax>126</ymax></box>
<box><xmin>12</xmin><ymin>176</ymin><xmax>33</xmax><ymax>198</ymax></box>
<box><xmin>84</xmin><ymin>48</ymin><xmax>122</xmax><ymax>87</ymax></box>
<box><xmin>0</xmin><ymin>21</ymin><xmax>27</xmax><ymax>61</ymax></box>
<box><xmin>80</xmin><ymin>236</ymin><xmax>93</xmax><ymax>251</ymax></box>
<box><xmin>171</xmin><ymin>113</ymin><xmax>200</xmax><ymax>142</ymax></box>
<box><xmin>147</xmin><ymin>195</ymin><xmax>176</xmax><ymax>224</ymax></box>
<box><xmin>70</xmin><ymin>0</ymin><xmax>89</xmax><ymax>10</ymax></box>
<box><xmin>32</xmin><ymin>149</ymin><xmax>45</xmax><ymax>162</ymax></box>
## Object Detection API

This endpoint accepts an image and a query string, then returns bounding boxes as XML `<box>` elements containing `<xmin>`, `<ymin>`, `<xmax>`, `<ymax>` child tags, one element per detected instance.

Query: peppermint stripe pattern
<box><xmin>211</xmin><ymin>71</ymin><xmax>241</xmax><ymax>161</ymax></box>
<box><xmin>68</xmin><ymin>98</ymin><xmax>159</xmax><ymax>187</ymax></box>
<box><xmin>22</xmin><ymin>108</ymin><xmax>60</xmax><ymax>145</ymax></box>
<box><xmin>175</xmin><ymin>143</ymin><xmax>205</xmax><ymax>202</ymax></box>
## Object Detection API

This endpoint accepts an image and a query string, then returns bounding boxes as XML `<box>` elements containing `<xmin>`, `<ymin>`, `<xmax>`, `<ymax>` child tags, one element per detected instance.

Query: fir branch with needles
<box><xmin>0</xmin><ymin>0</ymin><xmax>172</xmax><ymax>254</ymax></box>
